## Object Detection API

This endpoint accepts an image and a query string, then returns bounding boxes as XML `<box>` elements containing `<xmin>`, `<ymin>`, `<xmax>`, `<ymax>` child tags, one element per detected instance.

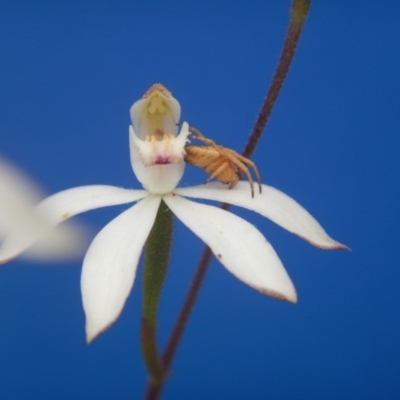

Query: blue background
<box><xmin>1</xmin><ymin>1</ymin><xmax>399</xmax><ymax>399</ymax></box>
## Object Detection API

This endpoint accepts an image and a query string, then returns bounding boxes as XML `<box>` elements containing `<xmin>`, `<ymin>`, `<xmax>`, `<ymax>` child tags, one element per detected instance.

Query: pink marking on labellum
<box><xmin>155</xmin><ymin>156</ymin><xmax>171</xmax><ymax>165</ymax></box>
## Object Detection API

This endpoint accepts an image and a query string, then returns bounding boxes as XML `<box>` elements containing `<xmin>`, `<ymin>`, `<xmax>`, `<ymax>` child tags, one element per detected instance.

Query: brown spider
<box><xmin>184</xmin><ymin>126</ymin><xmax>262</xmax><ymax>197</ymax></box>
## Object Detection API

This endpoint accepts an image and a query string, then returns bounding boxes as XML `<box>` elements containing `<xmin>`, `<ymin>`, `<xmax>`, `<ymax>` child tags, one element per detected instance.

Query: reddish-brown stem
<box><xmin>140</xmin><ymin>318</ymin><xmax>163</xmax><ymax>384</ymax></box>
<box><xmin>243</xmin><ymin>0</ymin><xmax>310</xmax><ymax>159</ymax></box>
<box><xmin>144</xmin><ymin>247</ymin><xmax>214</xmax><ymax>400</ymax></box>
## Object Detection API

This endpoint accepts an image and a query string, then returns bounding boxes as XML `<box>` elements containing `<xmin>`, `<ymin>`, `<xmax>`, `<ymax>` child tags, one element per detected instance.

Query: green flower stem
<box><xmin>144</xmin><ymin>1</ymin><xmax>311</xmax><ymax>399</ymax></box>
<box><xmin>141</xmin><ymin>200</ymin><xmax>173</xmax><ymax>384</ymax></box>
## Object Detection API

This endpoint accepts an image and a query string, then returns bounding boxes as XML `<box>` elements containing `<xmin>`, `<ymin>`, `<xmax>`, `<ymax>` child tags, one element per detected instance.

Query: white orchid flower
<box><xmin>0</xmin><ymin>84</ymin><xmax>346</xmax><ymax>343</ymax></box>
<box><xmin>0</xmin><ymin>157</ymin><xmax>87</xmax><ymax>262</ymax></box>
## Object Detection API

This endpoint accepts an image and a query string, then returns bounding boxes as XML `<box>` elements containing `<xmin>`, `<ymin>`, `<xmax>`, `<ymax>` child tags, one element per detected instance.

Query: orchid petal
<box><xmin>0</xmin><ymin>185</ymin><xmax>147</xmax><ymax>264</ymax></box>
<box><xmin>175</xmin><ymin>182</ymin><xmax>347</xmax><ymax>250</ymax></box>
<box><xmin>0</xmin><ymin>158</ymin><xmax>88</xmax><ymax>263</ymax></box>
<box><xmin>36</xmin><ymin>185</ymin><xmax>148</xmax><ymax>220</ymax></box>
<box><xmin>20</xmin><ymin>221</ymin><xmax>89</xmax><ymax>262</ymax></box>
<box><xmin>82</xmin><ymin>194</ymin><xmax>161</xmax><ymax>343</ymax></box>
<box><xmin>164</xmin><ymin>194</ymin><xmax>297</xmax><ymax>303</ymax></box>
<box><xmin>0</xmin><ymin>157</ymin><xmax>43</xmax><ymax>237</ymax></box>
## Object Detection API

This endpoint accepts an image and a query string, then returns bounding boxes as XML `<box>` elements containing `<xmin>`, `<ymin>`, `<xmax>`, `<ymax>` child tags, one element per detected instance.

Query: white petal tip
<box><xmin>0</xmin><ymin>256</ymin><xmax>17</xmax><ymax>266</ymax></box>
<box><xmin>312</xmin><ymin>240</ymin><xmax>351</xmax><ymax>251</ymax></box>
<box><xmin>86</xmin><ymin>335</ymin><xmax>94</xmax><ymax>345</ymax></box>
<box><xmin>335</xmin><ymin>243</ymin><xmax>351</xmax><ymax>251</ymax></box>
<box><xmin>256</xmin><ymin>286</ymin><xmax>298</xmax><ymax>304</ymax></box>
<box><xmin>85</xmin><ymin>321</ymin><xmax>113</xmax><ymax>344</ymax></box>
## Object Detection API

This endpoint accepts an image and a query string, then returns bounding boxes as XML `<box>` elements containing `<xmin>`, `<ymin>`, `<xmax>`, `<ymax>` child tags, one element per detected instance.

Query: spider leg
<box><xmin>186</xmin><ymin>125</ymin><xmax>262</xmax><ymax>197</ymax></box>
<box><xmin>204</xmin><ymin>160</ymin><xmax>230</xmax><ymax>184</ymax></box>
<box><xmin>187</xmin><ymin>126</ymin><xmax>205</xmax><ymax>139</ymax></box>
<box><xmin>234</xmin><ymin>153</ymin><xmax>262</xmax><ymax>195</ymax></box>
<box><xmin>229</xmin><ymin>179</ymin><xmax>239</xmax><ymax>189</ymax></box>
<box><xmin>223</xmin><ymin>152</ymin><xmax>255</xmax><ymax>197</ymax></box>
<box><xmin>188</xmin><ymin>126</ymin><xmax>221</xmax><ymax>151</ymax></box>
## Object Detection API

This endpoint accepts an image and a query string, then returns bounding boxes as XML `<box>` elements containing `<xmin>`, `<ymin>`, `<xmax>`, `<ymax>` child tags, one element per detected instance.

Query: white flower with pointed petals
<box><xmin>0</xmin><ymin>84</ymin><xmax>346</xmax><ymax>343</ymax></box>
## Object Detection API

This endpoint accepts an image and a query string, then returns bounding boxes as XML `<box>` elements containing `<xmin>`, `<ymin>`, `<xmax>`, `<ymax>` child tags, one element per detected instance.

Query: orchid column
<box><xmin>129</xmin><ymin>84</ymin><xmax>184</xmax><ymax>381</ymax></box>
